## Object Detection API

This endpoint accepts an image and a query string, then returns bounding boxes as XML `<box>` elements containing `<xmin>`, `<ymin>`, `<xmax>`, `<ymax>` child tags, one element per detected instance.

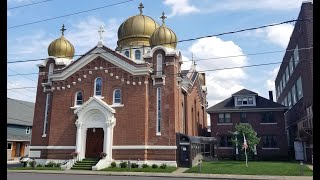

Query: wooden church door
<box><xmin>85</xmin><ymin>128</ymin><xmax>104</xmax><ymax>158</ymax></box>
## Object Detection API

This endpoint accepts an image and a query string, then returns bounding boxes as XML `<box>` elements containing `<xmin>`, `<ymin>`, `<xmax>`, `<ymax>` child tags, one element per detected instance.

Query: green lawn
<box><xmin>185</xmin><ymin>161</ymin><xmax>313</xmax><ymax>176</ymax></box>
<box><xmin>8</xmin><ymin>167</ymin><xmax>62</xmax><ymax>171</ymax></box>
<box><xmin>101</xmin><ymin>167</ymin><xmax>177</xmax><ymax>173</ymax></box>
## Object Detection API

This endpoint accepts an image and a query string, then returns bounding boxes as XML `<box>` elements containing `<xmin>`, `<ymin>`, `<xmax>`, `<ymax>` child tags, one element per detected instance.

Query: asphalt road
<box><xmin>7</xmin><ymin>172</ymin><xmax>219</xmax><ymax>180</ymax></box>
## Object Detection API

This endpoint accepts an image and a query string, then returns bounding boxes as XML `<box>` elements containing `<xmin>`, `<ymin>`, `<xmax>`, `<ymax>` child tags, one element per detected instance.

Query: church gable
<box><xmin>50</xmin><ymin>46</ymin><xmax>152</xmax><ymax>81</ymax></box>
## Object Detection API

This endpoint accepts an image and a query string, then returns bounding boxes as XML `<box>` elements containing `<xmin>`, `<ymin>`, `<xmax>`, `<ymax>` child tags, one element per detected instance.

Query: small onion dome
<box><xmin>48</xmin><ymin>24</ymin><xmax>75</xmax><ymax>59</ymax></box>
<box><xmin>150</xmin><ymin>12</ymin><xmax>177</xmax><ymax>49</ymax></box>
<box><xmin>198</xmin><ymin>73</ymin><xmax>205</xmax><ymax>85</ymax></box>
<box><xmin>117</xmin><ymin>3</ymin><xmax>160</xmax><ymax>48</ymax></box>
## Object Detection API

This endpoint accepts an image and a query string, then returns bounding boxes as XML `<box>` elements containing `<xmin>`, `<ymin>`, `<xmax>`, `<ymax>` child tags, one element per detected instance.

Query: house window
<box><xmin>94</xmin><ymin>77</ymin><xmax>102</xmax><ymax>96</ymax></box>
<box><xmin>75</xmin><ymin>91</ymin><xmax>83</xmax><ymax>106</ymax></box>
<box><xmin>218</xmin><ymin>113</ymin><xmax>231</xmax><ymax>123</ymax></box>
<box><xmin>7</xmin><ymin>143</ymin><xmax>12</xmax><ymax>150</ymax></box>
<box><xmin>240</xmin><ymin>113</ymin><xmax>247</xmax><ymax>123</ymax></box>
<box><xmin>156</xmin><ymin>53</ymin><xmax>163</xmax><ymax>76</ymax></box>
<box><xmin>280</xmin><ymin>80</ymin><xmax>283</xmax><ymax>93</ymax></box>
<box><xmin>262</xmin><ymin>135</ymin><xmax>277</xmax><ymax>148</ymax></box>
<box><xmin>296</xmin><ymin>76</ymin><xmax>303</xmax><ymax>100</ymax></box>
<box><xmin>135</xmin><ymin>50</ymin><xmax>141</xmax><ymax>60</ymax></box>
<box><xmin>26</xmin><ymin>127</ymin><xmax>30</xmax><ymax>134</ymax></box>
<box><xmin>156</xmin><ymin>87</ymin><xmax>161</xmax><ymax>134</ymax></box>
<box><xmin>248</xmin><ymin>97</ymin><xmax>253</xmax><ymax>104</ymax></box>
<box><xmin>219</xmin><ymin>135</ymin><xmax>233</xmax><ymax>147</ymax></box>
<box><xmin>242</xmin><ymin>97</ymin><xmax>248</xmax><ymax>105</ymax></box>
<box><xmin>293</xmin><ymin>45</ymin><xmax>299</xmax><ymax>65</ymax></box>
<box><xmin>261</xmin><ymin>112</ymin><xmax>275</xmax><ymax>123</ymax></box>
<box><xmin>285</xmin><ymin>66</ymin><xmax>289</xmax><ymax>84</ymax></box>
<box><xmin>291</xmin><ymin>84</ymin><xmax>297</xmax><ymax>105</ymax></box>
<box><xmin>113</xmin><ymin>89</ymin><xmax>121</xmax><ymax>104</ymax></box>
<box><xmin>43</xmin><ymin>93</ymin><xmax>51</xmax><ymax>136</ymax></box>
<box><xmin>124</xmin><ymin>51</ymin><xmax>129</xmax><ymax>58</ymax></box>
<box><xmin>237</xmin><ymin>97</ymin><xmax>242</xmax><ymax>105</ymax></box>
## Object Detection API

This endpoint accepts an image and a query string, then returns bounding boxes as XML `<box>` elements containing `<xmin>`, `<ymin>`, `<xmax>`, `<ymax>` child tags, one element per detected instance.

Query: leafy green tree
<box><xmin>230</xmin><ymin>123</ymin><xmax>260</xmax><ymax>153</ymax></box>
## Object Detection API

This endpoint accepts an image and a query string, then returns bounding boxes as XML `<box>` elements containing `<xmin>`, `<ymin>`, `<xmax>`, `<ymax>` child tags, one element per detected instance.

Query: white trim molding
<box><xmin>112</xmin><ymin>145</ymin><xmax>177</xmax><ymax>150</ymax></box>
<box><xmin>30</xmin><ymin>146</ymin><xmax>76</xmax><ymax>149</ymax></box>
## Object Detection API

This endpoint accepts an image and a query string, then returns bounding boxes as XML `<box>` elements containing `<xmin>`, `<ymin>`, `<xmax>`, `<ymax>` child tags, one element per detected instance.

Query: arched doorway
<box><xmin>85</xmin><ymin>128</ymin><xmax>104</xmax><ymax>158</ymax></box>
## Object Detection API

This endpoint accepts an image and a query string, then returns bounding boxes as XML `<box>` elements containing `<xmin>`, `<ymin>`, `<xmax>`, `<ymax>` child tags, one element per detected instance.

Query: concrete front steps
<box><xmin>71</xmin><ymin>158</ymin><xmax>99</xmax><ymax>170</ymax></box>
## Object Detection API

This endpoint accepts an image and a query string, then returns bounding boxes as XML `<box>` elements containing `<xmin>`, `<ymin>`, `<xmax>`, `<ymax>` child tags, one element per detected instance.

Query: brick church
<box><xmin>29</xmin><ymin>3</ymin><xmax>208</xmax><ymax>169</ymax></box>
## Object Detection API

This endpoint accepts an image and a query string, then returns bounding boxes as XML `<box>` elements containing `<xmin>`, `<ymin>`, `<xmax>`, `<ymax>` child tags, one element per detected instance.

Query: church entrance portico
<box><xmin>74</xmin><ymin>96</ymin><xmax>116</xmax><ymax>161</ymax></box>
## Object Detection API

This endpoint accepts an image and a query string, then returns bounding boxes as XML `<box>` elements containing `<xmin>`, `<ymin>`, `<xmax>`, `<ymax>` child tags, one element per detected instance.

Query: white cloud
<box><xmin>264</xmin><ymin>24</ymin><xmax>294</xmax><ymax>48</ymax></box>
<box><xmin>163</xmin><ymin>0</ymin><xmax>199</xmax><ymax>17</ymax></box>
<box><xmin>187</xmin><ymin>37</ymin><xmax>248</xmax><ymax>107</ymax></box>
<box><xmin>265</xmin><ymin>66</ymin><xmax>280</xmax><ymax>96</ymax></box>
<box><xmin>7</xmin><ymin>16</ymin><xmax>120</xmax><ymax>103</ymax></box>
<box><xmin>202</xmin><ymin>0</ymin><xmax>305</xmax><ymax>13</ymax></box>
<box><xmin>68</xmin><ymin>17</ymin><xmax>120</xmax><ymax>54</ymax></box>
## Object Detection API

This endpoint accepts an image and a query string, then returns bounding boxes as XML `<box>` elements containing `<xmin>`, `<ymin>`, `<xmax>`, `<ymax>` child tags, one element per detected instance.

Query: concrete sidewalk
<box><xmin>7</xmin><ymin>169</ymin><xmax>313</xmax><ymax>180</ymax></box>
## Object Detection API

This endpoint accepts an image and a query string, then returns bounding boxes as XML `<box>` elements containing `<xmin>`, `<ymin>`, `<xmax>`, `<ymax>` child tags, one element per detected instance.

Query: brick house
<box><xmin>29</xmin><ymin>4</ymin><xmax>208</xmax><ymax>169</ymax></box>
<box><xmin>207</xmin><ymin>89</ymin><xmax>288</xmax><ymax>160</ymax></box>
<box><xmin>274</xmin><ymin>1</ymin><xmax>313</xmax><ymax>162</ymax></box>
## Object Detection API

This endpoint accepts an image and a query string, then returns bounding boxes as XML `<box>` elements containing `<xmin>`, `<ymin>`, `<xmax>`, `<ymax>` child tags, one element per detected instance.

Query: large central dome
<box><xmin>117</xmin><ymin>3</ymin><xmax>160</xmax><ymax>49</ymax></box>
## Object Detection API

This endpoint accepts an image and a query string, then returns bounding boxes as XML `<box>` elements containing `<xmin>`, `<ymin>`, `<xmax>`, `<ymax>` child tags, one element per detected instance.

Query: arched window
<box><xmin>113</xmin><ymin>89</ymin><xmax>121</xmax><ymax>104</ymax></box>
<box><xmin>135</xmin><ymin>50</ymin><xmax>141</xmax><ymax>60</ymax></box>
<box><xmin>156</xmin><ymin>54</ymin><xmax>162</xmax><ymax>76</ymax></box>
<box><xmin>75</xmin><ymin>91</ymin><xmax>83</xmax><ymax>106</ymax></box>
<box><xmin>94</xmin><ymin>77</ymin><xmax>102</xmax><ymax>96</ymax></box>
<box><xmin>125</xmin><ymin>51</ymin><xmax>129</xmax><ymax>58</ymax></box>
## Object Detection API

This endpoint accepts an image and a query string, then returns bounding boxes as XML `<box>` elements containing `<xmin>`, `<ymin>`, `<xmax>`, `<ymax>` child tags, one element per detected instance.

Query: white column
<box><xmin>103</xmin><ymin>127</ymin><xmax>107</xmax><ymax>153</ymax></box>
<box><xmin>75</xmin><ymin>122</ymin><xmax>83</xmax><ymax>159</ymax></box>
<box><xmin>81</xmin><ymin>128</ymin><xmax>87</xmax><ymax>160</ymax></box>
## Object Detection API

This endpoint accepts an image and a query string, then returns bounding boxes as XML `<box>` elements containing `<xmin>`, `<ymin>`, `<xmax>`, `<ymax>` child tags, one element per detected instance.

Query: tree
<box><xmin>230</xmin><ymin>123</ymin><xmax>260</xmax><ymax>154</ymax></box>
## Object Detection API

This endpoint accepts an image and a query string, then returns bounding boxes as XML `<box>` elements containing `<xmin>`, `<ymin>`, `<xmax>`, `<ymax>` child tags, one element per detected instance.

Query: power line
<box><xmin>7</xmin><ymin>87</ymin><xmax>37</xmax><ymax>90</ymax></box>
<box><xmin>8</xmin><ymin>0</ymin><xmax>135</xmax><ymax>29</ymax></box>
<box><xmin>8</xmin><ymin>68</ymin><xmax>37</xmax><ymax>83</ymax></box>
<box><xmin>8</xmin><ymin>0</ymin><xmax>54</xmax><ymax>10</ymax></box>
<box><xmin>7</xmin><ymin>46</ymin><xmax>313</xmax><ymax>77</ymax></box>
<box><xmin>7</xmin><ymin>58</ymin><xmax>311</xmax><ymax>90</ymax></box>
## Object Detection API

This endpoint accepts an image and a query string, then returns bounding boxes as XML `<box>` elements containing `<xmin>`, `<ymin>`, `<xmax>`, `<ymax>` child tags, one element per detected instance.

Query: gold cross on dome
<box><xmin>160</xmin><ymin>11</ymin><xmax>167</xmax><ymax>24</ymax></box>
<box><xmin>60</xmin><ymin>24</ymin><xmax>66</xmax><ymax>35</ymax></box>
<box><xmin>138</xmin><ymin>3</ymin><xmax>144</xmax><ymax>14</ymax></box>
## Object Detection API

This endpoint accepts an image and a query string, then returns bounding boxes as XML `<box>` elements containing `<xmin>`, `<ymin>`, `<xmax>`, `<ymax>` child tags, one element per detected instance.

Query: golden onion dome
<box><xmin>117</xmin><ymin>3</ymin><xmax>160</xmax><ymax>48</ymax></box>
<box><xmin>48</xmin><ymin>24</ymin><xmax>75</xmax><ymax>59</ymax></box>
<box><xmin>150</xmin><ymin>12</ymin><xmax>177</xmax><ymax>49</ymax></box>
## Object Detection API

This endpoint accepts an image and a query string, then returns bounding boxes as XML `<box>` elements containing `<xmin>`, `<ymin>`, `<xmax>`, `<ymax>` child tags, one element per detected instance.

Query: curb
<box><xmin>7</xmin><ymin>170</ymin><xmax>313</xmax><ymax>180</ymax></box>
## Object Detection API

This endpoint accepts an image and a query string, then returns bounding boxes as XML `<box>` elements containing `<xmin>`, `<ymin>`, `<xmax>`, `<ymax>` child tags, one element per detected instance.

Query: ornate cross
<box><xmin>138</xmin><ymin>3</ymin><xmax>144</xmax><ymax>14</ymax></box>
<box><xmin>160</xmin><ymin>11</ymin><xmax>167</xmax><ymax>24</ymax></box>
<box><xmin>98</xmin><ymin>25</ymin><xmax>105</xmax><ymax>42</ymax></box>
<box><xmin>60</xmin><ymin>24</ymin><xmax>66</xmax><ymax>35</ymax></box>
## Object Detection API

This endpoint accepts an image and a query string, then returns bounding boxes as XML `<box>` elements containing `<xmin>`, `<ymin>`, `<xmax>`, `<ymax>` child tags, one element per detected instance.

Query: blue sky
<box><xmin>7</xmin><ymin>0</ymin><xmax>307</xmax><ymax>107</ymax></box>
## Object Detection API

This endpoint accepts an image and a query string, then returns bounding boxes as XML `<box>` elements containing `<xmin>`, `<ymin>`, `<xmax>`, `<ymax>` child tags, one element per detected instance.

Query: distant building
<box><xmin>274</xmin><ymin>1</ymin><xmax>313</xmax><ymax>162</ymax></box>
<box><xmin>7</xmin><ymin>98</ymin><xmax>35</xmax><ymax>161</ymax></box>
<box><xmin>207</xmin><ymin>89</ymin><xmax>288</xmax><ymax>160</ymax></box>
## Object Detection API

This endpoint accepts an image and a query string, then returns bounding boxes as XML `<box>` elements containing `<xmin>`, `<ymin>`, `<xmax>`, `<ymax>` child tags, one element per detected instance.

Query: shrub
<box><xmin>55</xmin><ymin>163</ymin><xmax>61</xmax><ymax>168</ymax></box>
<box><xmin>131</xmin><ymin>163</ymin><xmax>139</xmax><ymax>168</ymax></box>
<box><xmin>151</xmin><ymin>164</ymin><xmax>158</xmax><ymax>168</ymax></box>
<box><xmin>119</xmin><ymin>161</ymin><xmax>127</xmax><ymax>168</ymax></box>
<box><xmin>142</xmin><ymin>163</ymin><xmax>149</xmax><ymax>168</ymax></box>
<box><xmin>110</xmin><ymin>162</ymin><xmax>117</xmax><ymax>168</ymax></box>
<box><xmin>36</xmin><ymin>164</ymin><xmax>43</xmax><ymax>167</ymax></box>
<box><xmin>28</xmin><ymin>160</ymin><xmax>36</xmax><ymax>167</ymax></box>
<box><xmin>160</xmin><ymin>163</ymin><xmax>167</xmax><ymax>169</ymax></box>
<box><xmin>45</xmin><ymin>161</ymin><xmax>56</xmax><ymax>167</ymax></box>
